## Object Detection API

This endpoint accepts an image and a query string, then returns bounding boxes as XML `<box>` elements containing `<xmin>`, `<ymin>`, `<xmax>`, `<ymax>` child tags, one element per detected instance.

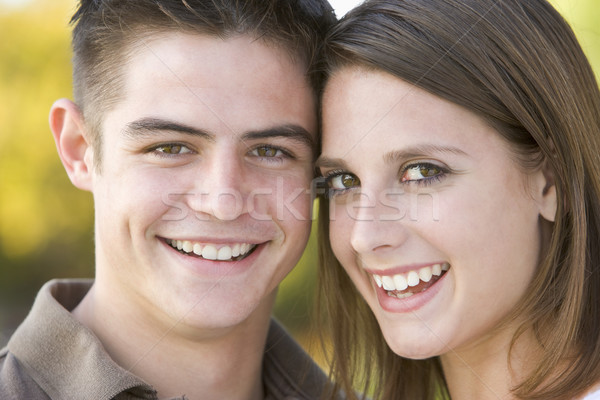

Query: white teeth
<box><xmin>393</xmin><ymin>274</ymin><xmax>408</xmax><ymax>291</ymax></box>
<box><xmin>373</xmin><ymin>275</ymin><xmax>383</xmax><ymax>288</ymax></box>
<box><xmin>167</xmin><ymin>240</ymin><xmax>255</xmax><ymax>261</ymax></box>
<box><xmin>407</xmin><ymin>271</ymin><xmax>420</xmax><ymax>287</ymax></box>
<box><xmin>382</xmin><ymin>276</ymin><xmax>395</xmax><ymax>291</ymax></box>
<box><xmin>182</xmin><ymin>241</ymin><xmax>193</xmax><ymax>253</ymax></box>
<box><xmin>232</xmin><ymin>244</ymin><xmax>241</xmax><ymax>257</ymax></box>
<box><xmin>419</xmin><ymin>266</ymin><xmax>433</xmax><ymax>282</ymax></box>
<box><xmin>202</xmin><ymin>245</ymin><xmax>218</xmax><ymax>260</ymax></box>
<box><xmin>372</xmin><ymin>263</ymin><xmax>450</xmax><ymax>295</ymax></box>
<box><xmin>217</xmin><ymin>246</ymin><xmax>232</xmax><ymax>260</ymax></box>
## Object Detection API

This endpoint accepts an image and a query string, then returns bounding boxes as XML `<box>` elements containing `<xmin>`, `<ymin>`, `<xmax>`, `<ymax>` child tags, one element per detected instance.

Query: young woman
<box><xmin>317</xmin><ymin>1</ymin><xmax>600</xmax><ymax>399</ymax></box>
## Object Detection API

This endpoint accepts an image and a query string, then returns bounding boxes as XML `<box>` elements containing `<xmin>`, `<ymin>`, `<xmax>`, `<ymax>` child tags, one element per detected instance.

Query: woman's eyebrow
<box><xmin>315</xmin><ymin>156</ymin><xmax>349</xmax><ymax>170</ymax></box>
<box><xmin>382</xmin><ymin>144</ymin><xmax>468</xmax><ymax>164</ymax></box>
<box><xmin>316</xmin><ymin>144</ymin><xmax>467</xmax><ymax>170</ymax></box>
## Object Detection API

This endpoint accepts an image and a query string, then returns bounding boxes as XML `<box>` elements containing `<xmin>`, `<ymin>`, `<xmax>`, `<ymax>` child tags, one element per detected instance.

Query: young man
<box><xmin>0</xmin><ymin>1</ymin><xmax>336</xmax><ymax>399</ymax></box>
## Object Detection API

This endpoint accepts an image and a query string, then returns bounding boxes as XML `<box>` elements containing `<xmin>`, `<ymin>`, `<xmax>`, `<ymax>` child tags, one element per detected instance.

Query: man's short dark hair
<box><xmin>70</xmin><ymin>0</ymin><xmax>335</xmax><ymax>167</ymax></box>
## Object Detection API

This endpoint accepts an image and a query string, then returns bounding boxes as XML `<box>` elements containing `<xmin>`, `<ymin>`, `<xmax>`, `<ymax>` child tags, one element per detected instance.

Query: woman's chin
<box><xmin>380</xmin><ymin>328</ymin><xmax>448</xmax><ymax>360</ymax></box>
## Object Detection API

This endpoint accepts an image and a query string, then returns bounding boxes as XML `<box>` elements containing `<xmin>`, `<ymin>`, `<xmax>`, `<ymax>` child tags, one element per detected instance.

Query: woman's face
<box><xmin>319</xmin><ymin>67</ymin><xmax>555</xmax><ymax>359</ymax></box>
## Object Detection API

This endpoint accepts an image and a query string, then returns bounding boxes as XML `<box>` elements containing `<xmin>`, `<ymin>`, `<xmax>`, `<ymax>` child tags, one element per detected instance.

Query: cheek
<box><xmin>329</xmin><ymin>217</ymin><xmax>372</xmax><ymax>300</ymax></box>
<box><xmin>280</xmin><ymin>181</ymin><xmax>313</xmax><ymax>221</ymax></box>
<box><xmin>329</xmin><ymin>204</ymin><xmax>355</xmax><ymax>267</ymax></box>
<box><xmin>437</xmin><ymin>188</ymin><xmax>541</xmax><ymax>298</ymax></box>
<box><xmin>101</xmin><ymin>167</ymin><xmax>187</xmax><ymax>227</ymax></box>
<box><xmin>254</xmin><ymin>172</ymin><xmax>313</xmax><ymax>232</ymax></box>
<box><xmin>443</xmin><ymin>184</ymin><xmax>540</xmax><ymax>253</ymax></box>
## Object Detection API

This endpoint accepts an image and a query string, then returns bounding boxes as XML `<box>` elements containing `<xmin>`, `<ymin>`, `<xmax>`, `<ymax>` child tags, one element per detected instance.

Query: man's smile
<box><xmin>165</xmin><ymin>238</ymin><xmax>258</xmax><ymax>261</ymax></box>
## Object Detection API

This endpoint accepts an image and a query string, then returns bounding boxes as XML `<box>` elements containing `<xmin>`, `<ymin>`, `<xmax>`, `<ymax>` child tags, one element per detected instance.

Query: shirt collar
<box><xmin>8</xmin><ymin>279</ymin><xmax>334</xmax><ymax>400</ymax></box>
<box><xmin>8</xmin><ymin>279</ymin><xmax>157</xmax><ymax>400</ymax></box>
<box><xmin>263</xmin><ymin>319</ymin><xmax>335</xmax><ymax>399</ymax></box>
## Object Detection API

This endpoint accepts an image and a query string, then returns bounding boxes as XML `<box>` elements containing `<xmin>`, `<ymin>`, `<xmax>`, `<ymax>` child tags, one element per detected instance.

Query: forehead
<box><xmin>320</xmin><ymin>67</ymin><xmax>502</xmax><ymax>161</ymax></box>
<box><xmin>105</xmin><ymin>32</ymin><xmax>316</xmax><ymax>137</ymax></box>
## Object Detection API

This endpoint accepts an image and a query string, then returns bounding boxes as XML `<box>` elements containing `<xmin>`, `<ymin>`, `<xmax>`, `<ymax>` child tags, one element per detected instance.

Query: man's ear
<box><xmin>534</xmin><ymin>158</ymin><xmax>557</xmax><ymax>223</ymax></box>
<box><xmin>49</xmin><ymin>99</ymin><xmax>94</xmax><ymax>191</ymax></box>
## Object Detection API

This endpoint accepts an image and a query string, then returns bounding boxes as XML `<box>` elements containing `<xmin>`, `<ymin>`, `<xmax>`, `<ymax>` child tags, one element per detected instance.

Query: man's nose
<box><xmin>187</xmin><ymin>155</ymin><xmax>247</xmax><ymax>221</ymax></box>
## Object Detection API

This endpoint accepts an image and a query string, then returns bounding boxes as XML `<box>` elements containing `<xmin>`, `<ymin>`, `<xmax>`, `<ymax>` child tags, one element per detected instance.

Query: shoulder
<box><xmin>263</xmin><ymin>319</ymin><xmax>343</xmax><ymax>400</ymax></box>
<box><xmin>2</xmin><ymin>279</ymin><xmax>153</xmax><ymax>400</ymax></box>
<box><xmin>0</xmin><ymin>279</ymin><xmax>92</xmax><ymax>400</ymax></box>
<box><xmin>0</xmin><ymin>347</ymin><xmax>49</xmax><ymax>400</ymax></box>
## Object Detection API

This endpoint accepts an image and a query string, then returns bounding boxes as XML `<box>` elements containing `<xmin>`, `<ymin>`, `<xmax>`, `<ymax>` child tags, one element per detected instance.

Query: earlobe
<box><xmin>537</xmin><ymin>159</ymin><xmax>557</xmax><ymax>222</ymax></box>
<box><xmin>49</xmin><ymin>99</ymin><xmax>94</xmax><ymax>191</ymax></box>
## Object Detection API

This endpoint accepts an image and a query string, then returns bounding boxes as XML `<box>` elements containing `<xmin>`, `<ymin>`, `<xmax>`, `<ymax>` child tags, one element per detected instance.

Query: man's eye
<box><xmin>154</xmin><ymin>144</ymin><xmax>192</xmax><ymax>155</ymax></box>
<box><xmin>253</xmin><ymin>146</ymin><xmax>283</xmax><ymax>157</ymax></box>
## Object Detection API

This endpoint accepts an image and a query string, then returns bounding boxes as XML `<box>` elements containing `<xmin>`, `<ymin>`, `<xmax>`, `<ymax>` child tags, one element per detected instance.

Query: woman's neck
<box><xmin>440</xmin><ymin>322</ymin><xmax>539</xmax><ymax>400</ymax></box>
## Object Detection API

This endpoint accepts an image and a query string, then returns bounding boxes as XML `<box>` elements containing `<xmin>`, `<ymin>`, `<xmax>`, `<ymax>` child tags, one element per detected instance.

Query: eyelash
<box><xmin>146</xmin><ymin>142</ymin><xmax>194</xmax><ymax>158</ymax></box>
<box><xmin>144</xmin><ymin>143</ymin><xmax>294</xmax><ymax>160</ymax></box>
<box><xmin>322</xmin><ymin>162</ymin><xmax>448</xmax><ymax>199</ymax></box>
<box><xmin>400</xmin><ymin>162</ymin><xmax>448</xmax><ymax>186</ymax></box>
<box><xmin>248</xmin><ymin>145</ymin><xmax>295</xmax><ymax>162</ymax></box>
<box><xmin>322</xmin><ymin>169</ymin><xmax>360</xmax><ymax>198</ymax></box>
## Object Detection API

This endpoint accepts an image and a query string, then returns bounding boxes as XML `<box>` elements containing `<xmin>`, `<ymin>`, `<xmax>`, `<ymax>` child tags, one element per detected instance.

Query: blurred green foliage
<box><xmin>0</xmin><ymin>0</ymin><xmax>598</xmax><ymax>350</ymax></box>
<box><xmin>0</xmin><ymin>0</ymin><xmax>96</xmax><ymax>342</ymax></box>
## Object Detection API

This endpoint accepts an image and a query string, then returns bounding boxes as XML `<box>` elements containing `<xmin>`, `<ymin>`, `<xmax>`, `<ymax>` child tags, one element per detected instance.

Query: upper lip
<box><xmin>160</xmin><ymin>236</ymin><xmax>265</xmax><ymax>245</ymax></box>
<box><xmin>363</xmin><ymin>261</ymin><xmax>448</xmax><ymax>276</ymax></box>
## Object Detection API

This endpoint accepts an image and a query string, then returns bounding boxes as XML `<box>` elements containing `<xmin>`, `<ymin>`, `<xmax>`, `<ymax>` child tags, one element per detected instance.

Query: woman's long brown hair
<box><xmin>318</xmin><ymin>0</ymin><xmax>600</xmax><ymax>399</ymax></box>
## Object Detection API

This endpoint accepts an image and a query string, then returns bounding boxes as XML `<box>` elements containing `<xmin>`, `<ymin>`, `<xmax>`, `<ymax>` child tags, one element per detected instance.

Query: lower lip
<box><xmin>160</xmin><ymin>239</ymin><xmax>264</xmax><ymax>277</ymax></box>
<box><xmin>374</xmin><ymin>271</ymin><xmax>448</xmax><ymax>313</ymax></box>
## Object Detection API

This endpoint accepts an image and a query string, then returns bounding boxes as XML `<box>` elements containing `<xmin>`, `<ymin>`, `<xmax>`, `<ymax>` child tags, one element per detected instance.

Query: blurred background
<box><xmin>0</xmin><ymin>0</ymin><xmax>599</xmax><ymax>360</ymax></box>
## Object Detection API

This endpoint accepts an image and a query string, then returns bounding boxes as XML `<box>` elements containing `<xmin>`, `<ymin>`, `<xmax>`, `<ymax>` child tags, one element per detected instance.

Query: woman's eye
<box><xmin>154</xmin><ymin>144</ymin><xmax>192</xmax><ymax>155</ymax></box>
<box><xmin>401</xmin><ymin>163</ymin><xmax>444</xmax><ymax>183</ymax></box>
<box><xmin>329</xmin><ymin>173</ymin><xmax>360</xmax><ymax>190</ymax></box>
<box><xmin>323</xmin><ymin>172</ymin><xmax>360</xmax><ymax>199</ymax></box>
<box><xmin>253</xmin><ymin>146</ymin><xmax>283</xmax><ymax>157</ymax></box>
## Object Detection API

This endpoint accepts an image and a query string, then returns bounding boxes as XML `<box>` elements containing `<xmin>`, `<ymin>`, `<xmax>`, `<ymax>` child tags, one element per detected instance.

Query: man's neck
<box><xmin>72</xmin><ymin>282</ymin><xmax>274</xmax><ymax>400</ymax></box>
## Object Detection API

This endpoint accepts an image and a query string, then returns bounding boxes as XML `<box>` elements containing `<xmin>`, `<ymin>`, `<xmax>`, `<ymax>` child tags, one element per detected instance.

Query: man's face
<box><xmin>89</xmin><ymin>33</ymin><xmax>316</xmax><ymax>331</ymax></box>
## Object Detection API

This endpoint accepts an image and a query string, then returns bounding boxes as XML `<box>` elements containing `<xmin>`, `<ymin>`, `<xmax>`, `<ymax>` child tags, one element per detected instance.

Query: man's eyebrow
<box><xmin>123</xmin><ymin>117</ymin><xmax>215</xmax><ymax>141</ymax></box>
<box><xmin>241</xmin><ymin>125</ymin><xmax>316</xmax><ymax>151</ymax></box>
